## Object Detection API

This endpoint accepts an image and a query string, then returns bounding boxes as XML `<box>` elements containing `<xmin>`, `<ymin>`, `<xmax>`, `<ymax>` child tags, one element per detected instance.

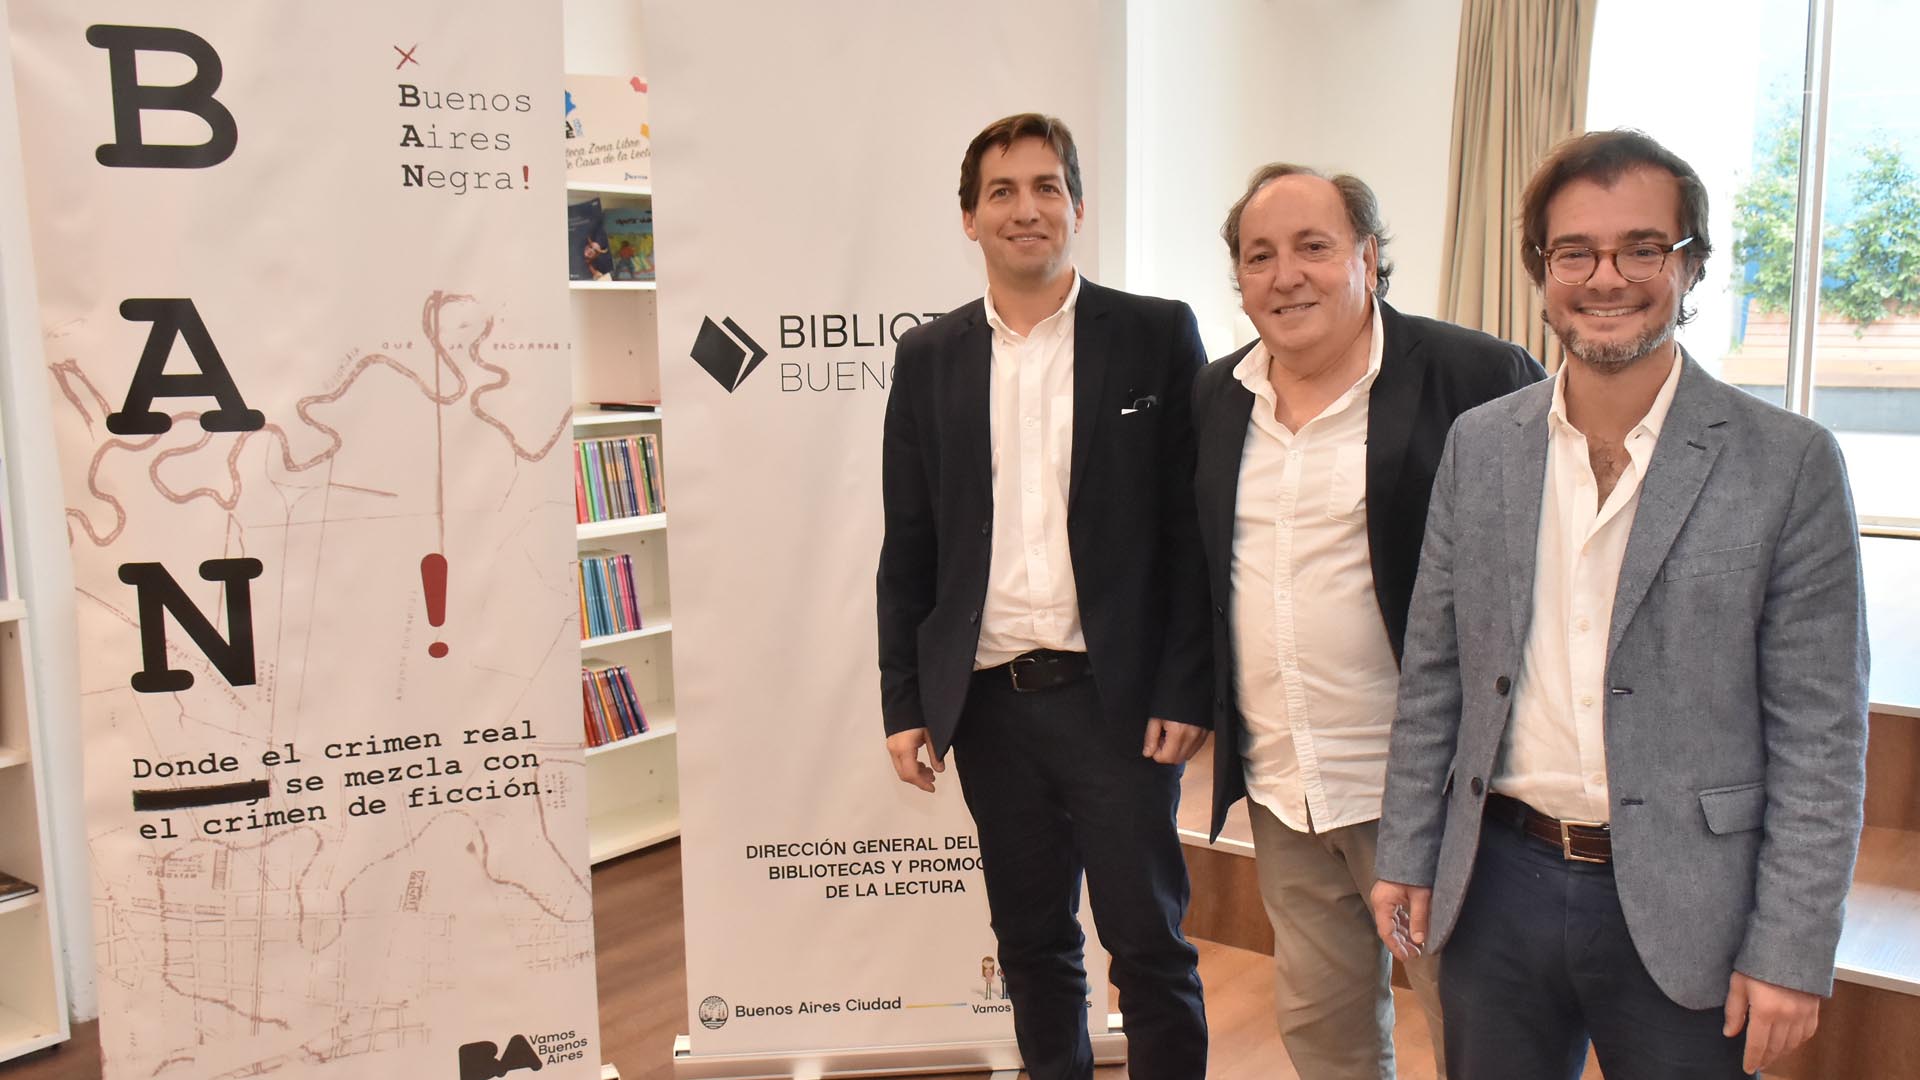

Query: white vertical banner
<box><xmin>646</xmin><ymin>0</ymin><xmax>1121</xmax><ymax>1070</ymax></box>
<box><xmin>9</xmin><ymin>4</ymin><xmax>601</xmax><ymax>1078</ymax></box>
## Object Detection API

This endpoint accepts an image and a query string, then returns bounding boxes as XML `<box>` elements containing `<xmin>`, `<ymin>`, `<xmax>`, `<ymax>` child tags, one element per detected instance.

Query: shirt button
<box><xmin>1024</xmin><ymin>417</ymin><xmax>1037</xmax><ymax>428</ymax></box>
<box><xmin>1575</xmin><ymin>616</ymin><xmax>1591</xmax><ymax>632</ymax></box>
<box><xmin>1580</xmin><ymin>694</ymin><xmax>1595</xmax><ymax>708</ymax></box>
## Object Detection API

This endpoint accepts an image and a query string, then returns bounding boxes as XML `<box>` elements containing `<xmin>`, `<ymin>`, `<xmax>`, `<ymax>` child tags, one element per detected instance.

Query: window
<box><xmin>1589</xmin><ymin>0</ymin><xmax>1920</xmax><ymax>708</ymax></box>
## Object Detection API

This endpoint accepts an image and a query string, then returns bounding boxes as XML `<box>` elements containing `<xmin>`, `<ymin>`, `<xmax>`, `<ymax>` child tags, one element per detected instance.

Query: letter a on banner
<box><xmin>105</xmin><ymin>299</ymin><xmax>264</xmax><ymax>434</ymax></box>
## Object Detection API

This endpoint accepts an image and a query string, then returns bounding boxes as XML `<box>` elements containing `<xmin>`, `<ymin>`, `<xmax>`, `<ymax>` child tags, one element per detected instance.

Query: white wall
<box><xmin>1126</xmin><ymin>0</ymin><xmax>1464</xmax><ymax>358</ymax></box>
<box><xmin>0</xmin><ymin>0</ymin><xmax>94</xmax><ymax>1021</ymax></box>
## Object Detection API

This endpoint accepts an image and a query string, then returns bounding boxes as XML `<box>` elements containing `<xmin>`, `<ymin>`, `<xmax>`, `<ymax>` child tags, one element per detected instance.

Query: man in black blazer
<box><xmin>1191</xmin><ymin>164</ymin><xmax>1542</xmax><ymax>1079</ymax></box>
<box><xmin>877</xmin><ymin>113</ymin><xmax>1211</xmax><ymax>1080</ymax></box>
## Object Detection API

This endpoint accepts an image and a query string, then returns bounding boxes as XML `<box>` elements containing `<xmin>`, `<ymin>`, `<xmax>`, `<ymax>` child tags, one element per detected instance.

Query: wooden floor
<box><xmin>0</xmin><ymin>840</ymin><xmax>1444</xmax><ymax>1080</ymax></box>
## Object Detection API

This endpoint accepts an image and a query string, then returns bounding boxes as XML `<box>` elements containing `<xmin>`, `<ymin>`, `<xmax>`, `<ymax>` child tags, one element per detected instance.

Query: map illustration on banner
<box><xmin>9</xmin><ymin>5</ymin><xmax>600</xmax><ymax>1078</ymax></box>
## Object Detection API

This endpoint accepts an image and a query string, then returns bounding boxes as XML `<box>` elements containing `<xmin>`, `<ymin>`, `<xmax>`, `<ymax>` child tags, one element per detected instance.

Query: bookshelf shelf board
<box><xmin>569</xmin><ymin>279</ymin><xmax>657</xmax><ymax>292</ymax></box>
<box><xmin>0</xmin><ymin>1002</ymin><xmax>62</xmax><ymax>1066</ymax></box>
<box><xmin>587</xmin><ymin>802</ymin><xmax>680</xmax><ymax>865</ymax></box>
<box><xmin>0</xmin><ymin>747</ymin><xmax>28</xmax><ymax>771</ymax></box>
<box><xmin>1834</xmin><ymin>825</ymin><xmax>1920</xmax><ymax>994</ymax></box>
<box><xmin>573</xmin><ymin>407</ymin><xmax>662</xmax><ymax>428</ymax></box>
<box><xmin>566</xmin><ymin>180</ymin><xmax>652</xmax><ymax>198</ymax></box>
<box><xmin>577</xmin><ymin>513</ymin><xmax>667</xmax><ymax>541</ymax></box>
<box><xmin>0</xmin><ymin>599</ymin><xmax>24</xmax><ymax>624</ymax></box>
<box><xmin>584</xmin><ymin>715</ymin><xmax>678</xmax><ymax>758</ymax></box>
<box><xmin>581</xmin><ymin>622</ymin><xmax>672</xmax><ymax>650</ymax></box>
<box><xmin>0</xmin><ymin>890</ymin><xmax>43</xmax><ymax>918</ymax></box>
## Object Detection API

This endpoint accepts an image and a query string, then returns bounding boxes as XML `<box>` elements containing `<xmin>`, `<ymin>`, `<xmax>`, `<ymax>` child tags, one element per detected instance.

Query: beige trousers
<box><xmin>1247</xmin><ymin>800</ymin><xmax>1445</xmax><ymax>1080</ymax></box>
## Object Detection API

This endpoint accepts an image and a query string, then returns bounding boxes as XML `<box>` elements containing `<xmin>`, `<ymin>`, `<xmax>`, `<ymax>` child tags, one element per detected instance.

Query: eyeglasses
<box><xmin>1537</xmin><ymin>236</ymin><xmax>1695</xmax><ymax>286</ymax></box>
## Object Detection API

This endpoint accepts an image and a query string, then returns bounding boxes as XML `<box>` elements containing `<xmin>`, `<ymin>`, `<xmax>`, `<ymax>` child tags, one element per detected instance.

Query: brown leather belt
<box><xmin>978</xmin><ymin>649</ymin><xmax>1093</xmax><ymax>693</ymax></box>
<box><xmin>1487</xmin><ymin>792</ymin><xmax>1613</xmax><ymax>864</ymax></box>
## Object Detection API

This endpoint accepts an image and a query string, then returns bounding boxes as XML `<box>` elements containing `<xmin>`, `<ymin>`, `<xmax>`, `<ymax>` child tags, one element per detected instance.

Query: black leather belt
<box><xmin>978</xmin><ymin>649</ymin><xmax>1093</xmax><ymax>693</ymax></box>
<box><xmin>1487</xmin><ymin>792</ymin><xmax>1613</xmax><ymax>864</ymax></box>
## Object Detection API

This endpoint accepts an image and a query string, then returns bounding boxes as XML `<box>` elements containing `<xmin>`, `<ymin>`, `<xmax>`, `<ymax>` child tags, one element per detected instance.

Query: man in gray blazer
<box><xmin>1370</xmin><ymin>130</ymin><xmax>1869</xmax><ymax>1079</ymax></box>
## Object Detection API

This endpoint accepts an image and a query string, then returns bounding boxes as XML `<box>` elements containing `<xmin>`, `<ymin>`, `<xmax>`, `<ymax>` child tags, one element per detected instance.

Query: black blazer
<box><xmin>1193</xmin><ymin>300</ymin><xmax>1544</xmax><ymax>839</ymax></box>
<box><xmin>878</xmin><ymin>279</ymin><xmax>1212</xmax><ymax>760</ymax></box>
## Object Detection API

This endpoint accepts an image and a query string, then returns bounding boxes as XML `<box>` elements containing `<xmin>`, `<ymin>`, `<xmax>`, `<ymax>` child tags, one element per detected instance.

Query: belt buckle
<box><xmin>1008</xmin><ymin>653</ymin><xmax>1042</xmax><ymax>693</ymax></box>
<box><xmin>1558</xmin><ymin>818</ymin><xmax>1609</xmax><ymax>864</ymax></box>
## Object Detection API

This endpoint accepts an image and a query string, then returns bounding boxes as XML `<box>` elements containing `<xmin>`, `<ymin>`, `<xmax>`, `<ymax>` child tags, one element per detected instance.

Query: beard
<box><xmin>1547</xmin><ymin>308</ymin><xmax>1678</xmax><ymax>376</ymax></box>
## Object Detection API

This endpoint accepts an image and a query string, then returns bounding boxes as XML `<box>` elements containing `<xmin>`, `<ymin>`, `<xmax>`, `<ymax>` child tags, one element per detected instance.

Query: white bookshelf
<box><xmin>0</xmin><ymin>405</ymin><xmax>71</xmax><ymax>1061</ymax></box>
<box><xmin>568</xmin><ymin>152</ymin><xmax>679</xmax><ymax>863</ymax></box>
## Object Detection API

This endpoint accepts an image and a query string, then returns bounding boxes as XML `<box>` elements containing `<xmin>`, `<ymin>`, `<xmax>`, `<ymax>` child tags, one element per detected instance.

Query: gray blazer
<box><xmin>1375</xmin><ymin>353</ymin><xmax>1869</xmax><ymax>1009</ymax></box>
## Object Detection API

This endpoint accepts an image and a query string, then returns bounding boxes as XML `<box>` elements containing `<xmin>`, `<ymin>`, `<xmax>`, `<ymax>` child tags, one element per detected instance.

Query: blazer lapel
<box><xmin>1606</xmin><ymin>355</ymin><xmax>1726</xmax><ymax>660</ymax></box>
<box><xmin>1503</xmin><ymin>391</ymin><xmax>1551</xmax><ymax>655</ymax></box>
<box><xmin>954</xmin><ymin>305</ymin><xmax>994</xmax><ymax>496</ymax></box>
<box><xmin>1200</xmin><ymin>354</ymin><xmax>1257</xmax><ymax>585</ymax></box>
<box><xmin>1068</xmin><ymin>281</ymin><xmax>1112</xmax><ymax>512</ymax></box>
<box><xmin>1366</xmin><ymin>302</ymin><xmax>1428</xmax><ymax>550</ymax></box>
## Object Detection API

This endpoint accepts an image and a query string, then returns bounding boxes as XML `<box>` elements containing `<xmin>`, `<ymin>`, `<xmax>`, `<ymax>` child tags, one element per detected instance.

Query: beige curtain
<box><xmin>1437</xmin><ymin>0</ymin><xmax>1597</xmax><ymax>372</ymax></box>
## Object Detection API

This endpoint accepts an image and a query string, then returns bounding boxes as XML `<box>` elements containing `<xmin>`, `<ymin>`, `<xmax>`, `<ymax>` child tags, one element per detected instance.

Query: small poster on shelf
<box><xmin>564</xmin><ymin>74</ymin><xmax>651</xmax><ymax>188</ymax></box>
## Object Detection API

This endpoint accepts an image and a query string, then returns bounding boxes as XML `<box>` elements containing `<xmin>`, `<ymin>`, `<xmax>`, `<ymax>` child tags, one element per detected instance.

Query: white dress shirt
<box><xmin>1494</xmin><ymin>351</ymin><xmax>1684</xmax><ymax>823</ymax></box>
<box><xmin>975</xmin><ymin>271</ymin><xmax>1086</xmax><ymax>669</ymax></box>
<box><xmin>1232</xmin><ymin>302</ymin><xmax>1400</xmax><ymax>833</ymax></box>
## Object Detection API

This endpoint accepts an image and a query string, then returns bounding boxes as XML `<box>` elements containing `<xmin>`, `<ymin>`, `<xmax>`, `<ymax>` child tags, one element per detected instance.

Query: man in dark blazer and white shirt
<box><xmin>877</xmin><ymin>113</ymin><xmax>1211</xmax><ymax>1080</ymax></box>
<box><xmin>1372</xmin><ymin>131</ymin><xmax>1869</xmax><ymax>1079</ymax></box>
<box><xmin>1192</xmin><ymin>164</ymin><xmax>1543</xmax><ymax>1079</ymax></box>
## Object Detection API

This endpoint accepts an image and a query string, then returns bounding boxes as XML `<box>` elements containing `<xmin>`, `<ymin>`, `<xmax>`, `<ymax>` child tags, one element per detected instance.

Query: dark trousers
<box><xmin>1442</xmin><ymin>813</ymin><xmax>1751</xmax><ymax>1080</ymax></box>
<box><xmin>950</xmin><ymin>670</ymin><xmax>1206</xmax><ymax>1080</ymax></box>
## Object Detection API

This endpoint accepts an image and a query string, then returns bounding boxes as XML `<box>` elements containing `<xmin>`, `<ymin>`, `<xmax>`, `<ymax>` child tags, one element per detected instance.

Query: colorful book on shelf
<box><xmin>574</xmin><ymin>434</ymin><xmax>667</xmax><ymax>522</ymax></box>
<box><xmin>582</xmin><ymin>662</ymin><xmax>648</xmax><ymax>747</ymax></box>
<box><xmin>578</xmin><ymin>550</ymin><xmax>644</xmax><ymax>639</ymax></box>
<box><xmin>567</xmin><ymin>197</ymin><xmax>614</xmax><ymax>281</ymax></box>
<box><xmin>0</xmin><ymin>869</ymin><xmax>38</xmax><ymax>903</ymax></box>
<box><xmin>604</xmin><ymin>205</ymin><xmax>655</xmax><ymax>281</ymax></box>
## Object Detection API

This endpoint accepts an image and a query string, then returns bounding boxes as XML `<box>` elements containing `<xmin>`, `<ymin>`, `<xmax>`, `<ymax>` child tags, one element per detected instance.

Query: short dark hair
<box><xmin>958</xmin><ymin>113</ymin><xmax>1083</xmax><ymax>214</ymax></box>
<box><xmin>1520</xmin><ymin>129</ymin><xmax>1712</xmax><ymax>294</ymax></box>
<box><xmin>1220</xmin><ymin>163</ymin><xmax>1393</xmax><ymax>299</ymax></box>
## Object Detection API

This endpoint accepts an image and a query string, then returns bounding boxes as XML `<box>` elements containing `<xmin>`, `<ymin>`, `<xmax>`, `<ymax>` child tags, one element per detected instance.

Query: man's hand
<box><xmin>886</xmin><ymin>727</ymin><xmax>945</xmax><ymax>793</ymax></box>
<box><xmin>1368</xmin><ymin>880</ymin><xmax>1431</xmax><ymax>961</ymax></box>
<box><xmin>1142</xmin><ymin>718</ymin><xmax>1210</xmax><ymax>764</ymax></box>
<box><xmin>1724</xmin><ymin>971</ymin><xmax>1820</xmax><ymax>1073</ymax></box>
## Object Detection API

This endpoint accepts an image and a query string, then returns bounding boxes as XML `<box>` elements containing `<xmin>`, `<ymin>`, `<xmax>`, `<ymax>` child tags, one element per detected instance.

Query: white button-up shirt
<box><xmin>975</xmin><ymin>272</ymin><xmax>1086</xmax><ymax>669</ymax></box>
<box><xmin>1495</xmin><ymin>351</ymin><xmax>1684</xmax><ymax>823</ymax></box>
<box><xmin>1232</xmin><ymin>303</ymin><xmax>1400</xmax><ymax>833</ymax></box>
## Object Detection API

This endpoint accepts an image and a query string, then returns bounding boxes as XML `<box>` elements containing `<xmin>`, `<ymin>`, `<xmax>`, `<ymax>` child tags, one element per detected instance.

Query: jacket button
<box><xmin>980</xmin><ymin>520</ymin><xmax>991</xmax><ymax>534</ymax></box>
<box><xmin>968</xmin><ymin>610</ymin><xmax>980</xmax><ymax>624</ymax></box>
<box><xmin>1215</xmin><ymin>699</ymin><xmax>1227</xmax><ymax>712</ymax></box>
<box><xmin>1214</xmin><ymin>604</ymin><xmax>1225</xmax><ymax>617</ymax></box>
<box><xmin>1470</xmin><ymin>777</ymin><xmax>1485</xmax><ymax>797</ymax></box>
<box><xmin>1495</xmin><ymin>675</ymin><xmax>1512</xmax><ymax>696</ymax></box>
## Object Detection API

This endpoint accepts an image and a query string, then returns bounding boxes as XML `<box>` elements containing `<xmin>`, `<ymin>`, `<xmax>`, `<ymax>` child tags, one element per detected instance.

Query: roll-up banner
<box><xmin>9</xmin><ymin>4</ymin><xmax>600</xmax><ymax>1077</ymax></box>
<box><xmin>644</xmin><ymin>1</ymin><xmax>1120</xmax><ymax>1074</ymax></box>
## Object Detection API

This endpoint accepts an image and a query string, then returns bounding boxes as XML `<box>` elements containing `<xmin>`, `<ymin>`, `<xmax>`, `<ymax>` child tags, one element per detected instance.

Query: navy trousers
<box><xmin>951</xmin><ymin>670</ymin><xmax>1207</xmax><ymax>1080</ymax></box>
<box><xmin>1442</xmin><ymin>814</ymin><xmax>1752</xmax><ymax>1080</ymax></box>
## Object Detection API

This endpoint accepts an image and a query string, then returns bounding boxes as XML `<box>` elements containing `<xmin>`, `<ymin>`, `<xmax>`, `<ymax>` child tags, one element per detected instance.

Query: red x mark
<box><xmin>393</xmin><ymin>44</ymin><xmax>419</xmax><ymax>70</ymax></box>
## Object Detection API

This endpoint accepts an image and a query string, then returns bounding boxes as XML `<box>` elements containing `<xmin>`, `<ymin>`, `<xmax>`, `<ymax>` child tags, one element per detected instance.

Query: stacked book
<box><xmin>578</xmin><ymin>550</ymin><xmax>644</xmax><ymax>639</ymax></box>
<box><xmin>575</xmin><ymin>434</ymin><xmax>665</xmax><ymax>523</ymax></box>
<box><xmin>583</xmin><ymin>663</ymin><xmax>648</xmax><ymax>748</ymax></box>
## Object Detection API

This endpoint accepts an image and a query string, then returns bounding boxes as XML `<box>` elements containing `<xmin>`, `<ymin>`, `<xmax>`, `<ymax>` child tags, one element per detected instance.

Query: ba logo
<box><xmin>690</xmin><ymin>317</ymin><xmax>768</xmax><ymax>393</ymax></box>
<box><xmin>698</xmin><ymin>995</ymin><xmax>730</xmax><ymax>1029</ymax></box>
<box><xmin>457</xmin><ymin>1034</ymin><xmax>542</xmax><ymax>1079</ymax></box>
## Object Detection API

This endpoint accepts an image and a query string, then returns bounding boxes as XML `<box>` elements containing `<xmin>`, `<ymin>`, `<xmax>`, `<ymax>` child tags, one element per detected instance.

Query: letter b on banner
<box><xmin>87</xmin><ymin>24</ymin><xmax>238</xmax><ymax>168</ymax></box>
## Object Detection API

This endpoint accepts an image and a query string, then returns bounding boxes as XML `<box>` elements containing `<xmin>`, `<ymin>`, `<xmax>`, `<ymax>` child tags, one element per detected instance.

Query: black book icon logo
<box><xmin>457</xmin><ymin>1034</ymin><xmax>542</xmax><ymax>1080</ymax></box>
<box><xmin>691</xmin><ymin>316</ymin><xmax>768</xmax><ymax>393</ymax></box>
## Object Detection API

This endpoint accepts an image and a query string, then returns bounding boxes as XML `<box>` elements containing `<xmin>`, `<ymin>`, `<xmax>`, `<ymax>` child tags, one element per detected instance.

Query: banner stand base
<box><xmin>671</xmin><ymin>1015</ymin><xmax>1126</xmax><ymax>1079</ymax></box>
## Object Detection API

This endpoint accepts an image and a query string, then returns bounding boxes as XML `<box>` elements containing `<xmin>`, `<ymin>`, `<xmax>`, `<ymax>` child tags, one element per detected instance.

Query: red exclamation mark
<box><xmin>522</xmin><ymin>165</ymin><xmax>530</xmax><ymax>188</ymax></box>
<box><xmin>421</xmin><ymin>553</ymin><xmax>449</xmax><ymax>658</ymax></box>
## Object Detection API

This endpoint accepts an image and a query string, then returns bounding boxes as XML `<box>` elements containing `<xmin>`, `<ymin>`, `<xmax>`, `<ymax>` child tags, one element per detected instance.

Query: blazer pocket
<box><xmin>1698</xmin><ymin>781</ymin><xmax>1767</xmax><ymax>835</ymax></box>
<box><xmin>1662</xmin><ymin>542</ymin><xmax>1762</xmax><ymax>582</ymax></box>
